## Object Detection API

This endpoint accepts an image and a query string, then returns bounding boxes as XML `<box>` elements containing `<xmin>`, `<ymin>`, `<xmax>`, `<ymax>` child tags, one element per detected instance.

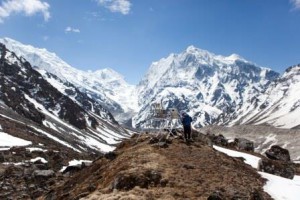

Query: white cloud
<box><xmin>291</xmin><ymin>0</ymin><xmax>300</xmax><ymax>9</ymax></box>
<box><xmin>96</xmin><ymin>0</ymin><xmax>131</xmax><ymax>15</ymax></box>
<box><xmin>0</xmin><ymin>0</ymin><xmax>50</xmax><ymax>23</ymax></box>
<box><xmin>65</xmin><ymin>26</ymin><xmax>80</xmax><ymax>33</ymax></box>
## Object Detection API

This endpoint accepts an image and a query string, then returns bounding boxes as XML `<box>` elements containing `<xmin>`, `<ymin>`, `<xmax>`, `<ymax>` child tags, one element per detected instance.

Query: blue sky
<box><xmin>0</xmin><ymin>0</ymin><xmax>300</xmax><ymax>84</ymax></box>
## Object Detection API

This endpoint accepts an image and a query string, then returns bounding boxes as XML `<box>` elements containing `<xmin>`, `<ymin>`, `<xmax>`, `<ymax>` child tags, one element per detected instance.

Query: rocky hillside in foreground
<box><xmin>40</xmin><ymin>133</ymin><xmax>276</xmax><ymax>200</ymax></box>
<box><xmin>2</xmin><ymin>126</ymin><xmax>300</xmax><ymax>199</ymax></box>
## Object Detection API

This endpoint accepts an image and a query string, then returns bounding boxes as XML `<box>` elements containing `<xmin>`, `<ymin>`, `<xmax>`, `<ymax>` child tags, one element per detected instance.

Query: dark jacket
<box><xmin>182</xmin><ymin>114</ymin><xmax>192</xmax><ymax>126</ymax></box>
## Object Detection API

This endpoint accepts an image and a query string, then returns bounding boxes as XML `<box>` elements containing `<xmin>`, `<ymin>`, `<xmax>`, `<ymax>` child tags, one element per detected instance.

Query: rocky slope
<box><xmin>40</xmin><ymin>133</ymin><xmax>274</xmax><ymax>200</ymax></box>
<box><xmin>0</xmin><ymin>42</ymin><xmax>130</xmax><ymax>154</ymax></box>
<box><xmin>0</xmin><ymin>37</ymin><xmax>138</xmax><ymax>123</ymax></box>
<box><xmin>0</xmin><ymin>41</ymin><xmax>133</xmax><ymax>199</ymax></box>
<box><xmin>0</xmin><ymin>105</ymin><xmax>97</xmax><ymax>199</ymax></box>
<box><xmin>229</xmin><ymin>64</ymin><xmax>300</xmax><ymax>129</ymax></box>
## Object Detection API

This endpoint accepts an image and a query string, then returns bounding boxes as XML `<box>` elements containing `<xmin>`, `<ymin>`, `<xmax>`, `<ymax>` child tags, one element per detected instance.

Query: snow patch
<box><xmin>0</xmin><ymin>132</ymin><xmax>32</xmax><ymax>147</ymax></box>
<box><xmin>259</xmin><ymin>172</ymin><xmax>300</xmax><ymax>200</ymax></box>
<box><xmin>213</xmin><ymin>145</ymin><xmax>261</xmax><ymax>169</ymax></box>
<box><xmin>30</xmin><ymin>157</ymin><xmax>48</xmax><ymax>164</ymax></box>
<box><xmin>59</xmin><ymin>159</ymin><xmax>92</xmax><ymax>172</ymax></box>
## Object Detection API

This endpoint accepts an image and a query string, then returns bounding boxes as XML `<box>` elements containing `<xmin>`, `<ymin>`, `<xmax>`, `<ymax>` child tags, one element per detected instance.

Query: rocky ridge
<box><xmin>38</xmin><ymin>130</ymin><xmax>300</xmax><ymax>200</ymax></box>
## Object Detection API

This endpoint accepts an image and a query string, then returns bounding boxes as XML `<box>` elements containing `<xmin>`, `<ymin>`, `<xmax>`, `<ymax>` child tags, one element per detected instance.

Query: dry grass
<box><xmin>41</xmin><ymin>133</ymin><xmax>272</xmax><ymax>200</ymax></box>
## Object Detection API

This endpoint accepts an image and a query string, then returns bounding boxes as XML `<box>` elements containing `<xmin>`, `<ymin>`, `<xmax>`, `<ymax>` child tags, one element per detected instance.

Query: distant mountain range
<box><xmin>1</xmin><ymin>38</ymin><xmax>300</xmax><ymax>130</ymax></box>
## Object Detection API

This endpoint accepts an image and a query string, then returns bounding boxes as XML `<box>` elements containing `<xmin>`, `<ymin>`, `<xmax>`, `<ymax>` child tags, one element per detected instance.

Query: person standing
<box><xmin>181</xmin><ymin>112</ymin><xmax>193</xmax><ymax>141</ymax></box>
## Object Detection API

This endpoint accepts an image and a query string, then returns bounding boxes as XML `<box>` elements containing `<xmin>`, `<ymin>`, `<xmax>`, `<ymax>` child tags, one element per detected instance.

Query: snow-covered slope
<box><xmin>232</xmin><ymin>64</ymin><xmax>300</xmax><ymax>129</ymax></box>
<box><xmin>0</xmin><ymin>42</ymin><xmax>130</xmax><ymax>153</ymax></box>
<box><xmin>214</xmin><ymin>145</ymin><xmax>300</xmax><ymax>200</ymax></box>
<box><xmin>0</xmin><ymin>38</ymin><xmax>138</xmax><ymax>123</ymax></box>
<box><xmin>133</xmin><ymin>46</ymin><xmax>279</xmax><ymax>128</ymax></box>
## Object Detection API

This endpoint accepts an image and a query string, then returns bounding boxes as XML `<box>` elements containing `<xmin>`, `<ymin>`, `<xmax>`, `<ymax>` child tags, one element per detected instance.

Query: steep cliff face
<box><xmin>134</xmin><ymin>46</ymin><xmax>279</xmax><ymax>128</ymax></box>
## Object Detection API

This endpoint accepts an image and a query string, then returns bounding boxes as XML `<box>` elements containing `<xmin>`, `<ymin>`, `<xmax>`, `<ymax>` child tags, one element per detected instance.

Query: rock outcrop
<box><xmin>265</xmin><ymin>145</ymin><xmax>291</xmax><ymax>162</ymax></box>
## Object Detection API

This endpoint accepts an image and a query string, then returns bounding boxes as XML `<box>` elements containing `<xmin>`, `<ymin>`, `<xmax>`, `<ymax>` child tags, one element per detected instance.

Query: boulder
<box><xmin>234</xmin><ymin>138</ymin><xmax>254</xmax><ymax>152</ymax></box>
<box><xmin>265</xmin><ymin>145</ymin><xmax>290</xmax><ymax>162</ymax></box>
<box><xmin>63</xmin><ymin>165</ymin><xmax>82</xmax><ymax>174</ymax></box>
<box><xmin>193</xmin><ymin>132</ymin><xmax>213</xmax><ymax>146</ymax></box>
<box><xmin>104</xmin><ymin>152</ymin><xmax>117</xmax><ymax>160</ymax></box>
<box><xmin>258</xmin><ymin>158</ymin><xmax>295</xmax><ymax>179</ymax></box>
<box><xmin>33</xmin><ymin>170</ymin><xmax>55</xmax><ymax>178</ymax></box>
<box><xmin>209</xmin><ymin>134</ymin><xmax>228</xmax><ymax>147</ymax></box>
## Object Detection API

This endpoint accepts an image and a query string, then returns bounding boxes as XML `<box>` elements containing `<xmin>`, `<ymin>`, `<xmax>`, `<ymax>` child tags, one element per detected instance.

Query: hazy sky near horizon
<box><xmin>0</xmin><ymin>0</ymin><xmax>300</xmax><ymax>84</ymax></box>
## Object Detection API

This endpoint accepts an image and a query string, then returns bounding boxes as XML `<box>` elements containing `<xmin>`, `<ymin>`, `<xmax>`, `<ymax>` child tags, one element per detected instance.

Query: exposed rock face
<box><xmin>265</xmin><ymin>145</ymin><xmax>291</xmax><ymax>162</ymax></box>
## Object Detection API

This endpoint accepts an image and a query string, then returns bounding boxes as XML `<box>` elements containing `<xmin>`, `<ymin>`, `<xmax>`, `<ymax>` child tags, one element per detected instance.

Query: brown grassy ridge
<box><xmin>41</xmin><ymin>132</ymin><xmax>272</xmax><ymax>200</ymax></box>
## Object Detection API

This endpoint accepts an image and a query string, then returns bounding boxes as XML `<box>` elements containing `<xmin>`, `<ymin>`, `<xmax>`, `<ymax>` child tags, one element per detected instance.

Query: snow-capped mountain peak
<box><xmin>224</xmin><ymin>53</ymin><xmax>245</xmax><ymax>62</ymax></box>
<box><xmin>134</xmin><ymin>45</ymin><xmax>280</xmax><ymax>128</ymax></box>
<box><xmin>93</xmin><ymin>68</ymin><xmax>126</xmax><ymax>83</ymax></box>
<box><xmin>184</xmin><ymin>45</ymin><xmax>247</xmax><ymax>65</ymax></box>
<box><xmin>0</xmin><ymin>37</ymin><xmax>74</xmax><ymax>76</ymax></box>
<box><xmin>0</xmin><ymin>37</ymin><xmax>138</xmax><ymax>124</ymax></box>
